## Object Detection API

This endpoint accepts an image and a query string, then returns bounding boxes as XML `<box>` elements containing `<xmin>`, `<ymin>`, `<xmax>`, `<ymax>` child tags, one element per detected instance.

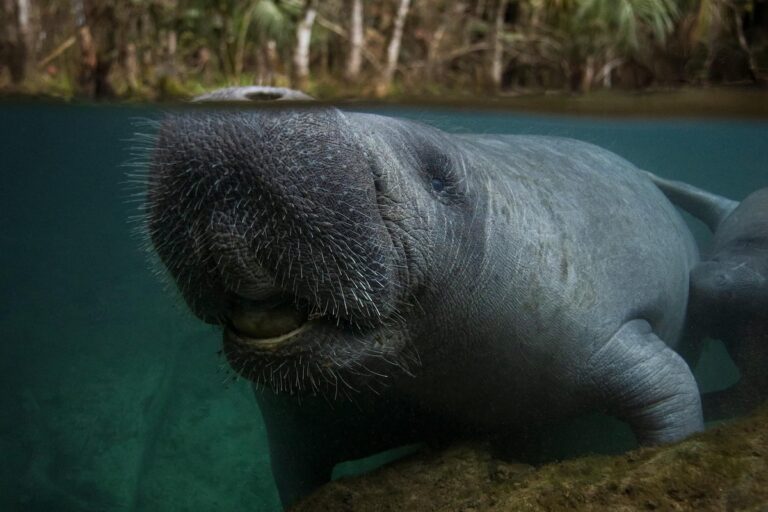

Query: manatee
<box><xmin>692</xmin><ymin>189</ymin><xmax>768</xmax><ymax>419</ymax></box>
<box><xmin>690</xmin><ymin>188</ymin><xmax>768</xmax><ymax>323</ymax></box>
<box><xmin>144</xmin><ymin>88</ymin><xmax>704</xmax><ymax>508</ymax></box>
<box><xmin>648</xmin><ymin>177</ymin><xmax>768</xmax><ymax>420</ymax></box>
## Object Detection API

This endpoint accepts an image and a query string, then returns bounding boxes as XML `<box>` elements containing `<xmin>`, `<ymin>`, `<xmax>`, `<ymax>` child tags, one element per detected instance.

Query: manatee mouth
<box><xmin>220</xmin><ymin>287</ymin><xmax>418</xmax><ymax>397</ymax></box>
<box><xmin>145</xmin><ymin>107</ymin><xmax>420</xmax><ymax>394</ymax></box>
<box><xmin>225</xmin><ymin>294</ymin><xmax>315</xmax><ymax>347</ymax></box>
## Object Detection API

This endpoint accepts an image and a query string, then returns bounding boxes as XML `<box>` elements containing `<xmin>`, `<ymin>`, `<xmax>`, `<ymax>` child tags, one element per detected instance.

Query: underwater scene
<box><xmin>1</xmin><ymin>97</ymin><xmax>768</xmax><ymax>512</ymax></box>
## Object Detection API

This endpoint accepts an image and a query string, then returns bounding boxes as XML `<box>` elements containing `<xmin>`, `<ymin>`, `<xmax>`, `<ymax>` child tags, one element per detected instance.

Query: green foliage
<box><xmin>1</xmin><ymin>0</ymin><xmax>764</xmax><ymax>100</ymax></box>
<box><xmin>251</xmin><ymin>0</ymin><xmax>293</xmax><ymax>43</ymax></box>
<box><xmin>576</xmin><ymin>0</ymin><xmax>680</xmax><ymax>50</ymax></box>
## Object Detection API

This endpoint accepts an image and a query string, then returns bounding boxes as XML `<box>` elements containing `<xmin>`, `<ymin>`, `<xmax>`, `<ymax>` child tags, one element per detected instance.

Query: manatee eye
<box><xmin>416</xmin><ymin>142</ymin><xmax>464</xmax><ymax>203</ymax></box>
<box><xmin>419</xmin><ymin>148</ymin><xmax>451</xmax><ymax>194</ymax></box>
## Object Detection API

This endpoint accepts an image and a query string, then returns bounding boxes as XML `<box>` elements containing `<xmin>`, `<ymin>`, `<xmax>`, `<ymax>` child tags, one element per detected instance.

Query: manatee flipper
<box><xmin>255</xmin><ymin>388</ymin><xmax>427</xmax><ymax>509</ymax></box>
<box><xmin>586</xmin><ymin>320</ymin><xmax>703</xmax><ymax>444</ymax></box>
<box><xmin>702</xmin><ymin>324</ymin><xmax>768</xmax><ymax>421</ymax></box>
<box><xmin>643</xmin><ymin>171</ymin><xmax>738</xmax><ymax>233</ymax></box>
<box><xmin>254</xmin><ymin>392</ymin><xmax>338</xmax><ymax>508</ymax></box>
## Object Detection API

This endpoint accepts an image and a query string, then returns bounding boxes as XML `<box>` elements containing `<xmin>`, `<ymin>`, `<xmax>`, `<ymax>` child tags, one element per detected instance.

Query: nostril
<box><xmin>245</xmin><ymin>91</ymin><xmax>284</xmax><ymax>101</ymax></box>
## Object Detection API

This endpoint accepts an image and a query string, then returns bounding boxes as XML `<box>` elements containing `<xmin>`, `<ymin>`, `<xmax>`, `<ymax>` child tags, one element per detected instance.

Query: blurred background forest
<box><xmin>1</xmin><ymin>0</ymin><xmax>767</xmax><ymax>101</ymax></box>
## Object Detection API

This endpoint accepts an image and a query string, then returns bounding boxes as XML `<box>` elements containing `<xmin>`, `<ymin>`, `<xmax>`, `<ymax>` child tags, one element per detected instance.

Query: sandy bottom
<box><xmin>294</xmin><ymin>405</ymin><xmax>768</xmax><ymax>512</ymax></box>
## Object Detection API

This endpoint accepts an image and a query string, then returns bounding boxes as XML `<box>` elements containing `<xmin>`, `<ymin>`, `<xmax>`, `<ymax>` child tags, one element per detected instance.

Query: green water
<box><xmin>1</xmin><ymin>103</ymin><xmax>766</xmax><ymax>511</ymax></box>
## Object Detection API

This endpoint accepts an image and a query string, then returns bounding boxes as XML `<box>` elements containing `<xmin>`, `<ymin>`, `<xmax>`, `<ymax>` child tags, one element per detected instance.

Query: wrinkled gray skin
<box><xmin>689</xmin><ymin>189</ymin><xmax>768</xmax><ymax>419</ymax></box>
<box><xmin>146</xmin><ymin>87</ymin><xmax>703</xmax><ymax>508</ymax></box>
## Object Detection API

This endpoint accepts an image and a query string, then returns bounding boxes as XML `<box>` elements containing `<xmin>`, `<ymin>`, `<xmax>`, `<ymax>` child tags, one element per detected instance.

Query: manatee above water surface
<box><xmin>142</xmin><ymin>87</ymin><xmax>760</xmax><ymax>508</ymax></box>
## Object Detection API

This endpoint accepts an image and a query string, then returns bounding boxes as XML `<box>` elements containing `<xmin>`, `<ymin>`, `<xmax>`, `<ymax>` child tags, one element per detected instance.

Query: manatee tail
<box><xmin>643</xmin><ymin>171</ymin><xmax>739</xmax><ymax>232</ymax></box>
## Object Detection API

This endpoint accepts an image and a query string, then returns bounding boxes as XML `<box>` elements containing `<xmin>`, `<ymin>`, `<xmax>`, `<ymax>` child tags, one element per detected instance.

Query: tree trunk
<box><xmin>156</xmin><ymin>28</ymin><xmax>179</xmax><ymax>98</ymax></box>
<box><xmin>732</xmin><ymin>4</ymin><xmax>761</xmax><ymax>83</ymax></box>
<box><xmin>235</xmin><ymin>2</ymin><xmax>258</xmax><ymax>82</ymax></box>
<box><xmin>255</xmin><ymin>36</ymin><xmax>266</xmax><ymax>84</ymax></box>
<box><xmin>581</xmin><ymin>55</ymin><xmax>595</xmax><ymax>93</ymax></box>
<box><xmin>376</xmin><ymin>0</ymin><xmax>411</xmax><ymax>96</ymax></box>
<box><xmin>3</xmin><ymin>0</ymin><xmax>33</xmax><ymax>83</ymax></box>
<box><xmin>72</xmin><ymin>0</ymin><xmax>98</xmax><ymax>97</ymax></box>
<box><xmin>18</xmin><ymin>0</ymin><xmax>33</xmax><ymax>76</ymax></box>
<box><xmin>165</xmin><ymin>29</ymin><xmax>177</xmax><ymax>77</ymax></box>
<box><xmin>73</xmin><ymin>3</ymin><xmax>114</xmax><ymax>99</ymax></box>
<box><xmin>139</xmin><ymin>10</ymin><xmax>154</xmax><ymax>78</ymax></box>
<box><xmin>219</xmin><ymin>14</ymin><xmax>234</xmax><ymax>81</ymax></box>
<box><xmin>489</xmin><ymin>0</ymin><xmax>507</xmax><ymax>90</ymax></box>
<box><xmin>292</xmin><ymin>0</ymin><xmax>318</xmax><ymax>91</ymax></box>
<box><xmin>1</xmin><ymin>0</ymin><xmax>18</xmax><ymax>82</ymax></box>
<box><xmin>426</xmin><ymin>2</ymin><xmax>456</xmax><ymax>82</ymax></box>
<box><xmin>265</xmin><ymin>39</ymin><xmax>278</xmax><ymax>85</ymax></box>
<box><xmin>125</xmin><ymin>42</ymin><xmax>139</xmax><ymax>91</ymax></box>
<box><xmin>701</xmin><ymin>1</ymin><xmax>723</xmax><ymax>84</ymax></box>
<box><xmin>320</xmin><ymin>35</ymin><xmax>329</xmax><ymax>76</ymax></box>
<box><xmin>599</xmin><ymin>56</ymin><xmax>623</xmax><ymax>88</ymax></box>
<box><xmin>75</xmin><ymin>24</ymin><xmax>98</xmax><ymax>95</ymax></box>
<box><xmin>344</xmin><ymin>0</ymin><xmax>364</xmax><ymax>82</ymax></box>
<box><xmin>475</xmin><ymin>0</ymin><xmax>487</xmax><ymax>17</ymax></box>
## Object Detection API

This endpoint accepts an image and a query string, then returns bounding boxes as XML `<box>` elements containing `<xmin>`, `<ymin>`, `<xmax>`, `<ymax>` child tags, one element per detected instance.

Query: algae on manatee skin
<box><xmin>292</xmin><ymin>406</ymin><xmax>768</xmax><ymax>511</ymax></box>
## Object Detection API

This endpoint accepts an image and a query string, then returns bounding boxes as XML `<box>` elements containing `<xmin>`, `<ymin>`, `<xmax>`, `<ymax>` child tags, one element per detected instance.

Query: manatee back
<box><xmin>461</xmin><ymin>134</ymin><xmax>699</xmax><ymax>347</ymax></box>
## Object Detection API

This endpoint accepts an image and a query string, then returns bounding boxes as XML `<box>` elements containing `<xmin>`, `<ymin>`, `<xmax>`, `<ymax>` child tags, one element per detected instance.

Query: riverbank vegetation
<box><xmin>1</xmin><ymin>0</ymin><xmax>767</xmax><ymax>101</ymax></box>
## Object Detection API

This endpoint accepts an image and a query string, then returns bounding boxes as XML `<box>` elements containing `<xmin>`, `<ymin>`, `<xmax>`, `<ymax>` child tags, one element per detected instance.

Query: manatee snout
<box><xmin>146</xmin><ymin>107</ymin><xmax>405</xmax><ymax>359</ymax></box>
<box><xmin>691</xmin><ymin>258</ymin><xmax>767</xmax><ymax>311</ymax></box>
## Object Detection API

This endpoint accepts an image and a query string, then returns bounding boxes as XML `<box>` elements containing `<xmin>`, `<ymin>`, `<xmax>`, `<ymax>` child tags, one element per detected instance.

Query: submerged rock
<box><xmin>292</xmin><ymin>407</ymin><xmax>768</xmax><ymax>511</ymax></box>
